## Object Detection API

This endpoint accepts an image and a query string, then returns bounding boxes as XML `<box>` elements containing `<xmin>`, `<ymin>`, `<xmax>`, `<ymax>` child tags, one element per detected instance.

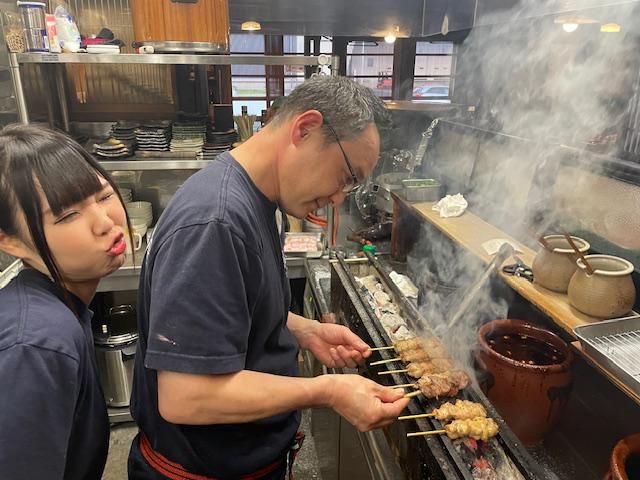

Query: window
<box><xmin>283</xmin><ymin>35</ymin><xmax>305</xmax><ymax>95</ymax></box>
<box><xmin>230</xmin><ymin>34</ymin><xmax>267</xmax><ymax>116</ymax></box>
<box><xmin>230</xmin><ymin>35</ymin><xmax>333</xmax><ymax>113</ymax></box>
<box><xmin>346</xmin><ymin>41</ymin><xmax>394</xmax><ymax>98</ymax></box>
<box><xmin>413</xmin><ymin>42</ymin><xmax>455</xmax><ymax>100</ymax></box>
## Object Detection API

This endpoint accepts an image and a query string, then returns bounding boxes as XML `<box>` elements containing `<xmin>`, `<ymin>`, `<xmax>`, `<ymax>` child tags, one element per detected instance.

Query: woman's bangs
<box><xmin>34</xmin><ymin>145</ymin><xmax>104</xmax><ymax>216</ymax></box>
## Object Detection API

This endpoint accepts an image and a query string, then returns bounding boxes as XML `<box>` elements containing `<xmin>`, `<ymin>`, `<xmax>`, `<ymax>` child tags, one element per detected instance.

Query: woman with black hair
<box><xmin>0</xmin><ymin>124</ymin><xmax>129</xmax><ymax>479</ymax></box>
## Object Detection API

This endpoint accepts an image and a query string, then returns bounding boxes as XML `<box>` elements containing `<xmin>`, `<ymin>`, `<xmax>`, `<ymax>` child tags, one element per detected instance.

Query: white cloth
<box><xmin>482</xmin><ymin>239</ymin><xmax>523</xmax><ymax>256</ymax></box>
<box><xmin>432</xmin><ymin>193</ymin><xmax>468</xmax><ymax>218</ymax></box>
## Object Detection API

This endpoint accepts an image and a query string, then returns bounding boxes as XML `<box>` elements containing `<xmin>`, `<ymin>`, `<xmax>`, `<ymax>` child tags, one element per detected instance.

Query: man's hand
<box><xmin>288</xmin><ymin>313</ymin><xmax>371</xmax><ymax>368</ymax></box>
<box><xmin>325</xmin><ymin>374</ymin><xmax>410</xmax><ymax>431</ymax></box>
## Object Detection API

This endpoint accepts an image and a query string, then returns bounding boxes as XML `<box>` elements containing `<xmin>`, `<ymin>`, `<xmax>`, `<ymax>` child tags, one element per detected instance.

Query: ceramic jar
<box><xmin>476</xmin><ymin>319</ymin><xmax>573</xmax><ymax>445</ymax></box>
<box><xmin>532</xmin><ymin>235</ymin><xmax>590</xmax><ymax>293</ymax></box>
<box><xmin>604</xmin><ymin>433</ymin><xmax>640</xmax><ymax>480</ymax></box>
<box><xmin>568</xmin><ymin>255</ymin><xmax>636</xmax><ymax>319</ymax></box>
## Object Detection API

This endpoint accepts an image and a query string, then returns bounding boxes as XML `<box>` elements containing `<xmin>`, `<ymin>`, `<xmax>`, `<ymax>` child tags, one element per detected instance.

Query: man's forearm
<box><xmin>157</xmin><ymin>369</ymin><xmax>332</xmax><ymax>425</ymax></box>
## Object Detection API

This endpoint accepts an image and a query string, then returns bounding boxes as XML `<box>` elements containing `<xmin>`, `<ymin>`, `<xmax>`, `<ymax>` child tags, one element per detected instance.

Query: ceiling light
<box><xmin>562</xmin><ymin>23</ymin><xmax>579</xmax><ymax>33</ymax></box>
<box><xmin>384</xmin><ymin>34</ymin><xmax>396</xmax><ymax>44</ymax></box>
<box><xmin>601</xmin><ymin>22</ymin><xmax>621</xmax><ymax>33</ymax></box>
<box><xmin>241</xmin><ymin>21</ymin><xmax>261</xmax><ymax>31</ymax></box>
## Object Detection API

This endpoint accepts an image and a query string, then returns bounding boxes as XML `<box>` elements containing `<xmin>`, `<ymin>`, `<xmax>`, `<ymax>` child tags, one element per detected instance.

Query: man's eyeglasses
<box><xmin>324</xmin><ymin>121</ymin><xmax>361</xmax><ymax>193</ymax></box>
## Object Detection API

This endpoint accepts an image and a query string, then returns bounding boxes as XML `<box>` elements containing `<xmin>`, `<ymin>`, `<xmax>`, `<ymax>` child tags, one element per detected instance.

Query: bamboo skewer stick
<box><xmin>391</xmin><ymin>383</ymin><xmax>416</xmax><ymax>389</ymax></box>
<box><xmin>407</xmin><ymin>430</ymin><xmax>446</xmax><ymax>438</ymax></box>
<box><xmin>404</xmin><ymin>390</ymin><xmax>422</xmax><ymax>398</ymax></box>
<box><xmin>369</xmin><ymin>357</ymin><xmax>401</xmax><ymax>366</ymax></box>
<box><xmin>398</xmin><ymin>413</ymin><xmax>434</xmax><ymax>420</ymax></box>
<box><xmin>378</xmin><ymin>369</ymin><xmax>408</xmax><ymax>375</ymax></box>
<box><xmin>369</xmin><ymin>346</ymin><xmax>395</xmax><ymax>351</ymax></box>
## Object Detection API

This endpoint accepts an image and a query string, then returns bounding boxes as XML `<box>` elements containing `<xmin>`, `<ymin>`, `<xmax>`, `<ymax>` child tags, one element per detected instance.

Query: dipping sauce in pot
<box><xmin>487</xmin><ymin>333</ymin><xmax>566</xmax><ymax>366</ymax></box>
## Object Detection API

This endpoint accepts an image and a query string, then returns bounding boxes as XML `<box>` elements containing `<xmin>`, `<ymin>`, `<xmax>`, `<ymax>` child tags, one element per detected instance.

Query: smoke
<box><xmin>408</xmin><ymin>1</ymin><xmax>640</xmax><ymax>373</ymax></box>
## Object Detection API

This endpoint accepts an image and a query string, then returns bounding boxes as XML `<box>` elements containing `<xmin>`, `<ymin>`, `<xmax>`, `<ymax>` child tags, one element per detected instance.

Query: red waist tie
<box><xmin>139</xmin><ymin>433</ymin><xmax>284</xmax><ymax>480</ymax></box>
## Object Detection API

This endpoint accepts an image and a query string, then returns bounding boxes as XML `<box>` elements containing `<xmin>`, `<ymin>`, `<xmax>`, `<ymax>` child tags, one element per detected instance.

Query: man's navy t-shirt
<box><xmin>0</xmin><ymin>269</ymin><xmax>109</xmax><ymax>479</ymax></box>
<box><xmin>131</xmin><ymin>153</ymin><xmax>300</xmax><ymax>478</ymax></box>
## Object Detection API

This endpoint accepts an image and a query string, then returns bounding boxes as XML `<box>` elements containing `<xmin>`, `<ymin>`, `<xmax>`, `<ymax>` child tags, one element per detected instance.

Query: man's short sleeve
<box><xmin>144</xmin><ymin>221</ymin><xmax>259</xmax><ymax>374</ymax></box>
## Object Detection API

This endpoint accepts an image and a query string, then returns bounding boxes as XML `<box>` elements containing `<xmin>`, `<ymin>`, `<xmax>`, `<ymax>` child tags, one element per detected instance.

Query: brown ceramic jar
<box><xmin>476</xmin><ymin>319</ymin><xmax>573</xmax><ymax>445</ymax></box>
<box><xmin>568</xmin><ymin>255</ymin><xmax>636</xmax><ymax>319</ymax></box>
<box><xmin>532</xmin><ymin>235</ymin><xmax>590</xmax><ymax>293</ymax></box>
<box><xmin>604</xmin><ymin>433</ymin><xmax>640</xmax><ymax>480</ymax></box>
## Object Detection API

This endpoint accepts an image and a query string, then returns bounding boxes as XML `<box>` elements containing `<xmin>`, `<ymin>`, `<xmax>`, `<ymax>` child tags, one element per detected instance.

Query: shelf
<box><xmin>384</xmin><ymin>100</ymin><xmax>463</xmax><ymax>112</ymax></box>
<box><xmin>15</xmin><ymin>53</ymin><xmax>333</xmax><ymax>66</ymax></box>
<box><xmin>407</xmin><ymin>199</ymin><xmax>601</xmax><ymax>337</ymax></box>
<box><xmin>99</xmin><ymin>159</ymin><xmax>213</xmax><ymax>171</ymax></box>
<box><xmin>98</xmin><ymin>251</ymin><xmax>308</xmax><ymax>292</ymax></box>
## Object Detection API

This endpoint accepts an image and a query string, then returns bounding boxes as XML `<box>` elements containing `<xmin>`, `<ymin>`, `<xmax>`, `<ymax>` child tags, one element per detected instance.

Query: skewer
<box><xmin>398</xmin><ymin>413</ymin><xmax>434</xmax><ymax>420</ymax></box>
<box><xmin>369</xmin><ymin>346</ymin><xmax>395</xmax><ymax>351</ymax></box>
<box><xmin>407</xmin><ymin>430</ymin><xmax>446</xmax><ymax>438</ymax></box>
<box><xmin>369</xmin><ymin>357</ymin><xmax>401</xmax><ymax>366</ymax></box>
<box><xmin>378</xmin><ymin>369</ymin><xmax>408</xmax><ymax>375</ymax></box>
<box><xmin>404</xmin><ymin>390</ymin><xmax>422</xmax><ymax>398</ymax></box>
<box><xmin>391</xmin><ymin>383</ymin><xmax>416</xmax><ymax>389</ymax></box>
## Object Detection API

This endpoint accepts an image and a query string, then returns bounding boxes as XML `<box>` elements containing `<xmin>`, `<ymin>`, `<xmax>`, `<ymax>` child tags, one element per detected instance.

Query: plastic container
<box><xmin>17</xmin><ymin>1</ymin><xmax>48</xmax><ymax>52</ymax></box>
<box><xmin>2</xmin><ymin>11</ymin><xmax>25</xmax><ymax>53</ymax></box>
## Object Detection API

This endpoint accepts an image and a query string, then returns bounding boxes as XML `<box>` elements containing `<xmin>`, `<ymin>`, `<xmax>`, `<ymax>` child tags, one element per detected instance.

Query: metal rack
<box><xmin>9</xmin><ymin>52</ymin><xmax>338</xmax><ymax>126</ymax></box>
<box><xmin>7</xmin><ymin>51</ymin><xmax>338</xmax><ymax>291</ymax></box>
<box><xmin>98</xmin><ymin>160</ymin><xmax>213</xmax><ymax>171</ymax></box>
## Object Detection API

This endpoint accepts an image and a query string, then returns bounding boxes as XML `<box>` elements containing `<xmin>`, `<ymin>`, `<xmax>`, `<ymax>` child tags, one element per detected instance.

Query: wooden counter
<box><xmin>407</xmin><ymin>200</ymin><xmax>640</xmax><ymax>407</ymax></box>
<box><xmin>410</xmin><ymin>201</ymin><xmax>599</xmax><ymax>337</ymax></box>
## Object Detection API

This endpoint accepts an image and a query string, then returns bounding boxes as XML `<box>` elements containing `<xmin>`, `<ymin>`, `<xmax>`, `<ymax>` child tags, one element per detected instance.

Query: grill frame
<box><xmin>331</xmin><ymin>256</ymin><xmax>558</xmax><ymax>480</ymax></box>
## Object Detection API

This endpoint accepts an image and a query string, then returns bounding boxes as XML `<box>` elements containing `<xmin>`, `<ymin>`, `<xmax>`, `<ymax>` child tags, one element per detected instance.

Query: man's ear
<box><xmin>290</xmin><ymin>110</ymin><xmax>324</xmax><ymax>146</ymax></box>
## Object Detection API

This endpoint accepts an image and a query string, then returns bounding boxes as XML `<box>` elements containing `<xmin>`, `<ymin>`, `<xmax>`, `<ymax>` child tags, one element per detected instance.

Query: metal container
<box><xmin>372</xmin><ymin>172</ymin><xmax>411</xmax><ymax>214</ymax></box>
<box><xmin>131</xmin><ymin>0</ymin><xmax>230</xmax><ymax>53</ymax></box>
<box><xmin>401</xmin><ymin>178</ymin><xmax>442</xmax><ymax>203</ymax></box>
<box><xmin>574</xmin><ymin>314</ymin><xmax>640</xmax><ymax>398</ymax></box>
<box><xmin>94</xmin><ymin>305</ymin><xmax>138</xmax><ymax>407</ymax></box>
<box><xmin>95</xmin><ymin>334</ymin><xmax>137</xmax><ymax>408</ymax></box>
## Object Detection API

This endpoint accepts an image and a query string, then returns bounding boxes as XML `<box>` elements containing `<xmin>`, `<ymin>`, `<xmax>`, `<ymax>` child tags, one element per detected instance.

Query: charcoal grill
<box><xmin>330</xmin><ymin>255</ymin><xmax>559</xmax><ymax>480</ymax></box>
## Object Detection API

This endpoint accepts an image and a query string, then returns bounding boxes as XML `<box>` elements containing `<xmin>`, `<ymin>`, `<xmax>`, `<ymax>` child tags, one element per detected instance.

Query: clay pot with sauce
<box><xmin>476</xmin><ymin>319</ymin><xmax>573</xmax><ymax>445</ymax></box>
<box><xmin>604</xmin><ymin>433</ymin><xmax>640</xmax><ymax>480</ymax></box>
<box><xmin>532</xmin><ymin>235</ymin><xmax>590</xmax><ymax>293</ymax></box>
<box><xmin>568</xmin><ymin>255</ymin><xmax>636</xmax><ymax>319</ymax></box>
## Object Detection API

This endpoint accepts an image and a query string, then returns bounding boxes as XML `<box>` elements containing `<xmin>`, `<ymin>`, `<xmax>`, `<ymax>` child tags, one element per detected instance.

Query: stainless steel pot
<box><xmin>94</xmin><ymin>305</ymin><xmax>138</xmax><ymax>407</ymax></box>
<box><xmin>95</xmin><ymin>332</ymin><xmax>137</xmax><ymax>408</ymax></box>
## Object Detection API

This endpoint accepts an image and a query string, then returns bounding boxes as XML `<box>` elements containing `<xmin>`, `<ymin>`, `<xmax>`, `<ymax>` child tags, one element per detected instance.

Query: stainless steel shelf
<box><xmin>99</xmin><ymin>159</ymin><xmax>212</xmax><ymax>171</ymax></box>
<box><xmin>383</xmin><ymin>100</ymin><xmax>463</xmax><ymax>112</ymax></box>
<box><xmin>97</xmin><ymin>254</ymin><xmax>307</xmax><ymax>292</ymax></box>
<box><xmin>15</xmin><ymin>52</ymin><xmax>333</xmax><ymax>66</ymax></box>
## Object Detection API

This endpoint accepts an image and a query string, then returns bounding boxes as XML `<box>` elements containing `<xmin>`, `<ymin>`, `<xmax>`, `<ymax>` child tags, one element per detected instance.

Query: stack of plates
<box><xmin>111</xmin><ymin>122</ymin><xmax>138</xmax><ymax>150</ymax></box>
<box><xmin>93</xmin><ymin>137</ymin><xmax>132</xmax><ymax>159</ymax></box>
<box><xmin>171</xmin><ymin>120</ymin><xmax>207</xmax><ymax>157</ymax></box>
<box><xmin>135</xmin><ymin>121</ymin><xmax>171</xmax><ymax>153</ymax></box>
<box><xmin>199</xmin><ymin>128</ymin><xmax>238</xmax><ymax>160</ymax></box>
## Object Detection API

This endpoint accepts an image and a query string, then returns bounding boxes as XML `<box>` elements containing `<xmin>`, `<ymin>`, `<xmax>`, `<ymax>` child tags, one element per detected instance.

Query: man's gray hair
<box><xmin>271</xmin><ymin>76</ymin><xmax>390</xmax><ymax>142</ymax></box>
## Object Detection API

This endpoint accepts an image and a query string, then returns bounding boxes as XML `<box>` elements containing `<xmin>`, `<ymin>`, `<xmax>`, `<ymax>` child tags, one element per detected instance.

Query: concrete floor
<box><xmin>103</xmin><ymin>409</ymin><xmax>322</xmax><ymax>479</ymax></box>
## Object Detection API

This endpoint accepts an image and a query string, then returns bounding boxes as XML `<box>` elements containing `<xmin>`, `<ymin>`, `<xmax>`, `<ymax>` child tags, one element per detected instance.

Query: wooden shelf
<box><xmin>410</xmin><ymin>201</ymin><xmax>601</xmax><ymax>337</ymax></box>
<box><xmin>406</xmin><ymin>199</ymin><xmax>640</xmax><ymax>407</ymax></box>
